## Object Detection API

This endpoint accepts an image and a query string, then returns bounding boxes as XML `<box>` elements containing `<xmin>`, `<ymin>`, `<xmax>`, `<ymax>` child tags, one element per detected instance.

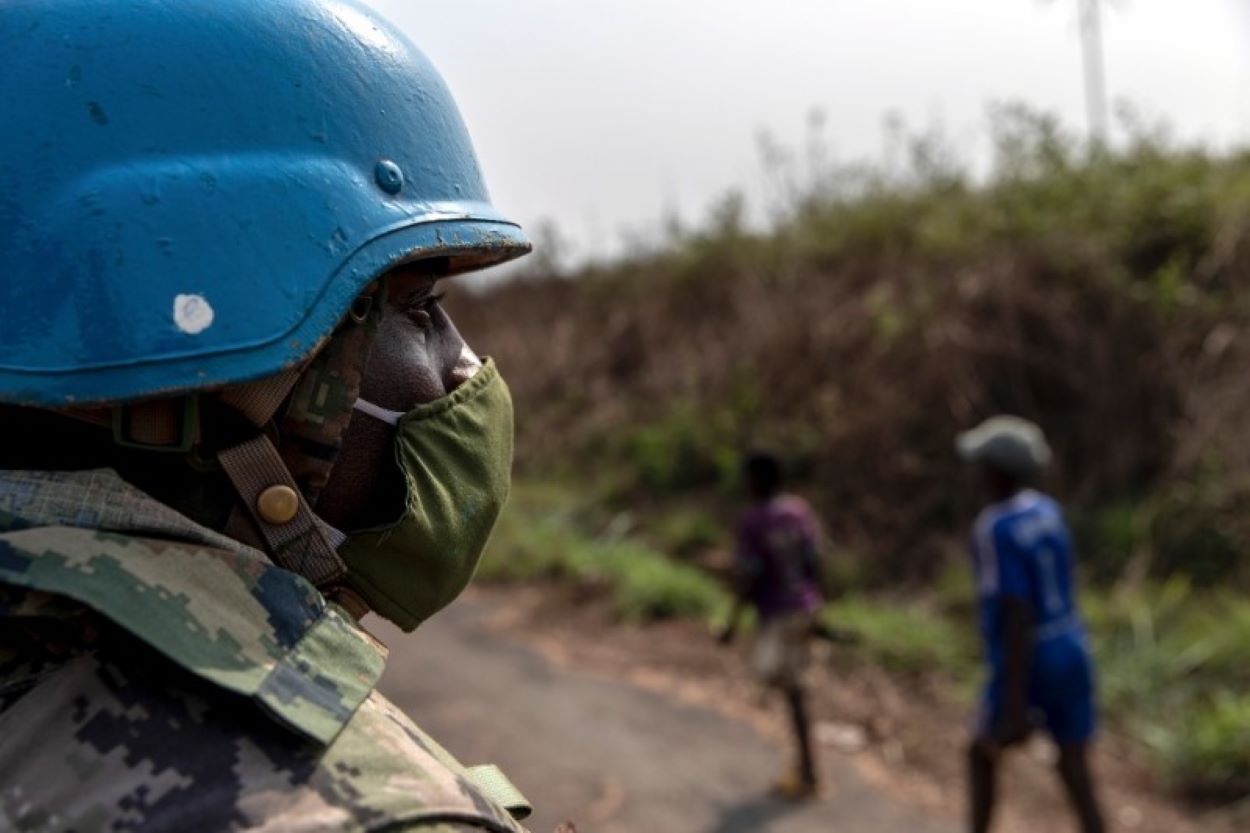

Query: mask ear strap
<box><xmin>352</xmin><ymin>398</ymin><xmax>405</xmax><ymax>426</ymax></box>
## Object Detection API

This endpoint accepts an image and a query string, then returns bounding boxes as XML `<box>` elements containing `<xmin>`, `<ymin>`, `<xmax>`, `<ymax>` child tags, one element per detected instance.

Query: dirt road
<box><xmin>374</xmin><ymin>596</ymin><xmax>956</xmax><ymax>833</ymax></box>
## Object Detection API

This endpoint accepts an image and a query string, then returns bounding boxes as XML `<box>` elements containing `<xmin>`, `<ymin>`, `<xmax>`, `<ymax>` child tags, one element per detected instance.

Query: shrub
<box><xmin>649</xmin><ymin>507</ymin><xmax>727</xmax><ymax>559</ymax></box>
<box><xmin>477</xmin><ymin>482</ymin><xmax>730</xmax><ymax>623</ymax></box>
<box><xmin>602</xmin><ymin>542</ymin><xmax>730</xmax><ymax>621</ymax></box>
<box><xmin>1162</xmin><ymin>693</ymin><xmax>1250</xmax><ymax>800</ymax></box>
<box><xmin>823</xmin><ymin>595</ymin><xmax>977</xmax><ymax>676</ymax></box>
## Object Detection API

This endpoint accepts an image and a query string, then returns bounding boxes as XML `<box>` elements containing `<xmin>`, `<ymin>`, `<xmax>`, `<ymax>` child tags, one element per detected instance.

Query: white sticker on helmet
<box><xmin>174</xmin><ymin>294</ymin><xmax>215</xmax><ymax>335</ymax></box>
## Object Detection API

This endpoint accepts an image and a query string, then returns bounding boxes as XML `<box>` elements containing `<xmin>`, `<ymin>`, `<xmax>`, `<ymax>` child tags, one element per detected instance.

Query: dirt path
<box><xmin>373</xmin><ymin>593</ymin><xmax>957</xmax><ymax>833</ymax></box>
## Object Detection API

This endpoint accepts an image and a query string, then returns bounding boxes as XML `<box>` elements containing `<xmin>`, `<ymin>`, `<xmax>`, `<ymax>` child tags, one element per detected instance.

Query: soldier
<box><xmin>0</xmin><ymin>1</ymin><xmax>542</xmax><ymax>830</ymax></box>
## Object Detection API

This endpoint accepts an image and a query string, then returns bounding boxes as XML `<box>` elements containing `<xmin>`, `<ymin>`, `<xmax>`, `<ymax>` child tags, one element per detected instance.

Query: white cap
<box><xmin>956</xmin><ymin>415</ymin><xmax>1051</xmax><ymax>479</ymax></box>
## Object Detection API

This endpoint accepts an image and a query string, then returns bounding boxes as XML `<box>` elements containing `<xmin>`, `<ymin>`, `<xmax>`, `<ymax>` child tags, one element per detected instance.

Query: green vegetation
<box><xmin>1085</xmin><ymin>582</ymin><xmax>1250</xmax><ymax>798</ymax></box>
<box><xmin>459</xmin><ymin>106</ymin><xmax>1250</xmax><ymax>800</ymax></box>
<box><xmin>478</xmin><ymin>483</ymin><xmax>730</xmax><ymax>622</ymax></box>
<box><xmin>823</xmin><ymin>596</ymin><xmax>976</xmax><ymax>676</ymax></box>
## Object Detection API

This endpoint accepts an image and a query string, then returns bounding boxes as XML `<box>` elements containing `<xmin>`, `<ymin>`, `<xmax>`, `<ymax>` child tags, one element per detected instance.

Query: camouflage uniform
<box><xmin>0</xmin><ymin>469</ymin><xmax>530</xmax><ymax>833</ymax></box>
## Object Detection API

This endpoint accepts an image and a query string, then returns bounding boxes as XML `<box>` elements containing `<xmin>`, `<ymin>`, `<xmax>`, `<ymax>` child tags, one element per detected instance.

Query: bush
<box><xmin>603</xmin><ymin>542</ymin><xmax>730</xmax><ymax>621</ymax></box>
<box><xmin>477</xmin><ymin>482</ymin><xmax>730</xmax><ymax>622</ymax></box>
<box><xmin>1162</xmin><ymin>694</ymin><xmax>1250</xmax><ymax>800</ymax></box>
<box><xmin>1070</xmin><ymin>500</ymin><xmax>1150</xmax><ymax>584</ymax></box>
<box><xmin>620</xmin><ymin>402</ymin><xmax>746</xmax><ymax>495</ymax></box>
<box><xmin>649</xmin><ymin>507</ymin><xmax>727</xmax><ymax>559</ymax></box>
<box><xmin>1083</xmin><ymin>582</ymin><xmax>1250</xmax><ymax>797</ymax></box>
<box><xmin>823</xmin><ymin>596</ymin><xmax>976</xmax><ymax>676</ymax></box>
<box><xmin>1149</xmin><ymin>483</ymin><xmax>1246</xmax><ymax>587</ymax></box>
<box><xmin>475</xmin><ymin>482</ymin><xmax>587</xmax><ymax>583</ymax></box>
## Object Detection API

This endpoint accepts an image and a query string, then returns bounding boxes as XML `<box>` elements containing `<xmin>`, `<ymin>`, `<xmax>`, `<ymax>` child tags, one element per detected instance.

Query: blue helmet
<box><xmin>0</xmin><ymin>0</ymin><xmax>530</xmax><ymax>407</ymax></box>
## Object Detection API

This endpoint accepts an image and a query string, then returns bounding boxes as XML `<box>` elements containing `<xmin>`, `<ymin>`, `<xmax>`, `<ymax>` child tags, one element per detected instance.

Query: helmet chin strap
<box><xmin>57</xmin><ymin>294</ymin><xmax>381</xmax><ymax>604</ymax></box>
<box><xmin>201</xmin><ymin>361</ymin><xmax>349</xmax><ymax>589</ymax></box>
<box><xmin>60</xmin><ymin>398</ymin><xmax>200</xmax><ymax>452</ymax></box>
<box><xmin>213</xmin><ymin>291</ymin><xmax>384</xmax><ymax>600</ymax></box>
<box><xmin>217</xmin><ymin>430</ymin><xmax>349</xmax><ymax>589</ymax></box>
<box><xmin>58</xmin><ymin>363</ymin><xmax>353</xmax><ymax>591</ymax></box>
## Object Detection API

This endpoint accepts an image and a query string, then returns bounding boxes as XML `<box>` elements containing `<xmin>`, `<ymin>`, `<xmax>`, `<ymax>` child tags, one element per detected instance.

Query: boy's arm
<box><xmin>718</xmin><ymin>560</ymin><xmax>757</xmax><ymax>644</ymax></box>
<box><xmin>994</xmin><ymin>524</ymin><xmax>1035</xmax><ymax>746</ymax></box>
<box><xmin>798</xmin><ymin>501</ymin><xmax>826</xmax><ymax>591</ymax></box>
<box><xmin>996</xmin><ymin>593</ymin><xmax>1034</xmax><ymax>746</ymax></box>
<box><xmin>805</xmin><ymin>532</ymin><xmax>826</xmax><ymax>592</ymax></box>
<box><xmin>719</xmin><ymin>527</ymin><xmax>759</xmax><ymax>645</ymax></box>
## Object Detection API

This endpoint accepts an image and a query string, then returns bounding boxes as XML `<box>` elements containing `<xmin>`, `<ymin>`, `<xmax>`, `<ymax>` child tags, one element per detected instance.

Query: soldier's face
<box><xmin>317</xmin><ymin>262</ymin><xmax>480</xmax><ymax>530</ymax></box>
<box><xmin>360</xmin><ymin>262</ymin><xmax>482</xmax><ymax>407</ymax></box>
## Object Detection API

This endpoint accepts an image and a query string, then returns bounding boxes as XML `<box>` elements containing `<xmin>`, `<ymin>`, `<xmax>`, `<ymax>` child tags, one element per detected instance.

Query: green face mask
<box><xmin>339</xmin><ymin>358</ymin><xmax>513</xmax><ymax>631</ymax></box>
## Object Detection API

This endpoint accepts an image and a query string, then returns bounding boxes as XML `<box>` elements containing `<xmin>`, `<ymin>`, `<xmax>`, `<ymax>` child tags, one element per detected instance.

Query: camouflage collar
<box><xmin>0</xmin><ymin>468</ymin><xmax>262</xmax><ymax>549</ymax></box>
<box><xmin>0</xmin><ymin>468</ymin><xmax>386</xmax><ymax>745</ymax></box>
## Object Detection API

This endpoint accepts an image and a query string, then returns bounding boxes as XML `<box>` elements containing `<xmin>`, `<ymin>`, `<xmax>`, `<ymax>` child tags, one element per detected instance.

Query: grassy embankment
<box><xmin>460</xmin><ymin>106</ymin><xmax>1250</xmax><ymax>801</ymax></box>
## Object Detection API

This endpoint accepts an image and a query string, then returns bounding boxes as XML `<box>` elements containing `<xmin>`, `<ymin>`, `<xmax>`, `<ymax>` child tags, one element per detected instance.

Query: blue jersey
<box><xmin>971</xmin><ymin>490</ymin><xmax>1085</xmax><ymax>672</ymax></box>
<box><xmin>970</xmin><ymin>490</ymin><xmax>1097</xmax><ymax>742</ymax></box>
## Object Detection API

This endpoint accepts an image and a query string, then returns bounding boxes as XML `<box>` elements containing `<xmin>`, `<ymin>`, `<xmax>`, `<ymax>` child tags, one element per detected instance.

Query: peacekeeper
<box><xmin>0</xmin><ymin>1</ymin><xmax>545</xmax><ymax>830</ymax></box>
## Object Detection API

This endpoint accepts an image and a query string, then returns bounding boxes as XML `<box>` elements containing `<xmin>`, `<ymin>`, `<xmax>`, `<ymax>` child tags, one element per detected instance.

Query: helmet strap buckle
<box><xmin>111</xmin><ymin>396</ymin><xmax>200</xmax><ymax>454</ymax></box>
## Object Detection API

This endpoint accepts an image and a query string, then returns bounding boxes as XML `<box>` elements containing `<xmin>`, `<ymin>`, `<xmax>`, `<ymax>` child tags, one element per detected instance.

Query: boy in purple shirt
<box><xmin>721</xmin><ymin>452</ymin><xmax>825</xmax><ymax>799</ymax></box>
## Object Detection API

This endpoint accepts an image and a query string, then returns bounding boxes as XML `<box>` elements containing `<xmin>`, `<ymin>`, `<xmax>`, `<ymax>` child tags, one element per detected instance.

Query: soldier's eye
<box><xmin>405</xmin><ymin>292</ymin><xmax>444</xmax><ymax>328</ymax></box>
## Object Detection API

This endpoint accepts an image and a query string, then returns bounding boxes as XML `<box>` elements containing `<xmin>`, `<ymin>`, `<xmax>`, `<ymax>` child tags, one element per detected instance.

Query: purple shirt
<box><xmin>736</xmin><ymin>495</ymin><xmax>824</xmax><ymax>621</ymax></box>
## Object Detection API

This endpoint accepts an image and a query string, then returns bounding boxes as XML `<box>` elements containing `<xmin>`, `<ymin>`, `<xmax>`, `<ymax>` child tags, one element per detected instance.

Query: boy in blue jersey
<box><xmin>957</xmin><ymin>416</ymin><xmax>1106</xmax><ymax>833</ymax></box>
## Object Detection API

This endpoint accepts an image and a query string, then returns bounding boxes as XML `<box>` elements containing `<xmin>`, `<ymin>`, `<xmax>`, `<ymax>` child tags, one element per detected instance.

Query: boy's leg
<box><xmin>784</xmin><ymin>682</ymin><xmax>818</xmax><ymax>788</ymax></box>
<box><xmin>969</xmin><ymin>679</ymin><xmax>1004</xmax><ymax>833</ymax></box>
<box><xmin>1057</xmin><ymin>742</ymin><xmax>1106</xmax><ymax>833</ymax></box>
<box><xmin>968</xmin><ymin>739</ymin><xmax>998</xmax><ymax>833</ymax></box>
<box><xmin>768</xmin><ymin>617</ymin><xmax>818</xmax><ymax>798</ymax></box>
<box><xmin>1044</xmin><ymin>645</ymin><xmax>1104</xmax><ymax>833</ymax></box>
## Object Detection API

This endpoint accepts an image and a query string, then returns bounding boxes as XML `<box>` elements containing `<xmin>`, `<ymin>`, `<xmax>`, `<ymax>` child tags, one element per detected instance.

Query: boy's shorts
<box><xmin>751</xmin><ymin>612</ymin><xmax>814</xmax><ymax>689</ymax></box>
<box><xmin>977</xmin><ymin>638</ymin><xmax>1097</xmax><ymax>744</ymax></box>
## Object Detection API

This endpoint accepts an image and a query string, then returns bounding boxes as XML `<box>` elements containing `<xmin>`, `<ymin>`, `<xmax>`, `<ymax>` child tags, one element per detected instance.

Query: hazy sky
<box><xmin>373</xmin><ymin>1</ymin><xmax>1249</xmax><ymax>262</ymax></box>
